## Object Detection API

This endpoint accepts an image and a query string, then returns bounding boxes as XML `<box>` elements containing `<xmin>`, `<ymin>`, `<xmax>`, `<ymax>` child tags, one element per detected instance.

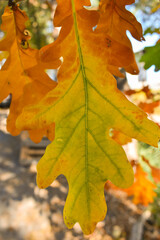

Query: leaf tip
<box><xmin>36</xmin><ymin>173</ymin><xmax>45</xmax><ymax>189</ymax></box>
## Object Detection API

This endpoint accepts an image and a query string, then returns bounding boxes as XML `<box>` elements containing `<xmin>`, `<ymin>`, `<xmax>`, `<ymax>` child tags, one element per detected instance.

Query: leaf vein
<box><xmin>88</xmin><ymin>128</ymin><xmax>124</xmax><ymax>180</ymax></box>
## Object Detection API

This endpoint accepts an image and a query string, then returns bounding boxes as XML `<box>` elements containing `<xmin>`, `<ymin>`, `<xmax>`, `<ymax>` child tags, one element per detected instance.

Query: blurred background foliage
<box><xmin>134</xmin><ymin>0</ymin><xmax>160</xmax><ymax>34</ymax></box>
<box><xmin>0</xmin><ymin>0</ymin><xmax>57</xmax><ymax>48</ymax></box>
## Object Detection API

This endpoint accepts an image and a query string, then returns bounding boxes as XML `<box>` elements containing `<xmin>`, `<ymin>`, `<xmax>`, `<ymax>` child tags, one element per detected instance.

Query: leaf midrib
<box><xmin>71</xmin><ymin>0</ymin><xmax>90</xmax><ymax>217</ymax></box>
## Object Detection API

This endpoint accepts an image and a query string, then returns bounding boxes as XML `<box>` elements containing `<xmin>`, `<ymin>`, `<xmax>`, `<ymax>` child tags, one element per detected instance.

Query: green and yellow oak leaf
<box><xmin>16</xmin><ymin>0</ymin><xmax>160</xmax><ymax>234</ymax></box>
<box><xmin>96</xmin><ymin>0</ymin><xmax>145</xmax><ymax>76</ymax></box>
<box><xmin>0</xmin><ymin>5</ymin><xmax>60</xmax><ymax>142</ymax></box>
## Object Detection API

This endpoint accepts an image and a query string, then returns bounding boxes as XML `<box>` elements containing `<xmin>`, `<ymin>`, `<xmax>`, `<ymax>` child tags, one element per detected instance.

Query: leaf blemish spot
<box><xmin>106</xmin><ymin>38</ymin><xmax>111</xmax><ymax>47</ymax></box>
<box><xmin>57</xmin><ymin>138</ymin><xmax>63</xmax><ymax>142</ymax></box>
<box><xmin>20</xmin><ymin>39</ymin><xmax>29</xmax><ymax>49</ymax></box>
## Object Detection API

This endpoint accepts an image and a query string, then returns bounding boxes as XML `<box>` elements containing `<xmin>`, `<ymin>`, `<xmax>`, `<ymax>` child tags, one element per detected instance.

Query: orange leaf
<box><xmin>125</xmin><ymin>86</ymin><xmax>153</xmax><ymax>98</ymax></box>
<box><xmin>0</xmin><ymin>6</ymin><xmax>60</xmax><ymax>142</ymax></box>
<box><xmin>126</xmin><ymin>165</ymin><xmax>157</xmax><ymax>205</ymax></box>
<box><xmin>138</xmin><ymin>101</ymin><xmax>160</xmax><ymax>114</ymax></box>
<box><xmin>54</xmin><ymin>0</ymin><xmax>91</xmax><ymax>26</ymax></box>
<box><xmin>125</xmin><ymin>86</ymin><xmax>159</xmax><ymax>114</ymax></box>
<box><xmin>107</xmin><ymin>164</ymin><xmax>157</xmax><ymax>206</ymax></box>
<box><xmin>0</xmin><ymin>6</ymin><xmax>30</xmax><ymax>101</ymax></box>
<box><xmin>96</xmin><ymin>0</ymin><xmax>144</xmax><ymax>75</ymax></box>
<box><xmin>141</xmin><ymin>86</ymin><xmax>153</xmax><ymax>99</ymax></box>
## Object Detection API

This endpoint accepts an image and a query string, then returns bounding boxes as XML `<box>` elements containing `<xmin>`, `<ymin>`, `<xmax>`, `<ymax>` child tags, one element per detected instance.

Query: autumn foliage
<box><xmin>0</xmin><ymin>0</ymin><xmax>160</xmax><ymax>234</ymax></box>
<box><xmin>105</xmin><ymin>162</ymin><xmax>157</xmax><ymax>206</ymax></box>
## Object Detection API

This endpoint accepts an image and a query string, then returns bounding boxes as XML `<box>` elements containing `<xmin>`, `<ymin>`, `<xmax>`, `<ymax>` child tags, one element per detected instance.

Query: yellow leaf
<box><xmin>151</xmin><ymin>3</ymin><xmax>160</xmax><ymax>13</ymax></box>
<box><xmin>16</xmin><ymin>0</ymin><xmax>160</xmax><ymax>234</ymax></box>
